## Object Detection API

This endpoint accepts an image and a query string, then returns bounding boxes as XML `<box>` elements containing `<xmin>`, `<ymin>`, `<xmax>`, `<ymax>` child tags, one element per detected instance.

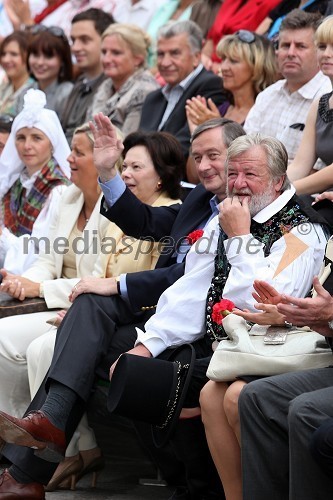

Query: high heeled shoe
<box><xmin>45</xmin><ymin>453</ymin><xmax>83</xmax><ymax>492</ymax></box>
<box><xmin>76</xmin><ymin>450</ymin><xmax>105</xmax><ymax>488</ymax></box>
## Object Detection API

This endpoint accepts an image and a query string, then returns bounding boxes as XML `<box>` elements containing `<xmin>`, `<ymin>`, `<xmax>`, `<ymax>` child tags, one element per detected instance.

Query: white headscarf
<box><xmin>0</xmin><ymin>89</ymin><xmax>71</xmax><ymax>198</ymax></box>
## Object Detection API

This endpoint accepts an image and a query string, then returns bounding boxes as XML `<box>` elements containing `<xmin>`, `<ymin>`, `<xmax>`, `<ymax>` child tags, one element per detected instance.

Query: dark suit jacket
<box><xmin>139</xmin><ymin>67</ymin><xmax>225</xmax><ymax>158</ymax></box>
<box><xmin>100</xmin><ymin>183</ymin><xmax>214</xmax><ymax>311</ymax></box>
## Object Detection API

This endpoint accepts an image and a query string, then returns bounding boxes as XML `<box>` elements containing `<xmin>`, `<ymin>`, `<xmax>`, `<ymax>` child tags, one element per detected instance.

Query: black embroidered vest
<box><xmin>205</xmin><ymin>195</ymin><xmax>325</xmax><ymax>341</ymax></box>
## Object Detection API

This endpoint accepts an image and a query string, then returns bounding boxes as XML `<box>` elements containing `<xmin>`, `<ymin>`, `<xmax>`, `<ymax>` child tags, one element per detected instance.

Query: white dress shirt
<box><xmin>244</xmin><ymin>71</ymin><xmax>331</xmax><ymax>164</ymax></box>
<box><xmin>136</xmin><ymin>187</ymin><xmax>327</xmax><ymax>357</ymax></box>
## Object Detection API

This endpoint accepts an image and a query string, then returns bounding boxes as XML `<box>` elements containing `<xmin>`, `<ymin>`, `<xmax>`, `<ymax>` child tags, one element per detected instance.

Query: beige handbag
<box><xmin>206</xmin><ymin>314</ymin><xmax>333</xmax><ymax>382</ymax></box>
<box><xmin>207</xmin><ymin>236</ymin><xmax>333</xmax><ymax>382</ymax></box>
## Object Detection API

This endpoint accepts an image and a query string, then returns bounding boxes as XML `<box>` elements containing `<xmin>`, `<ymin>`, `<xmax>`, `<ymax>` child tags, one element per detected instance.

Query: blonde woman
<box><xmin>186</xmin><ymin>30</ymin><xmax>277</xmax><ymax>129</ymax></box>
<box><xmin>89</xmin><ymin>23</ymin><xmax>160</xmax><ymax>136</ymax></box>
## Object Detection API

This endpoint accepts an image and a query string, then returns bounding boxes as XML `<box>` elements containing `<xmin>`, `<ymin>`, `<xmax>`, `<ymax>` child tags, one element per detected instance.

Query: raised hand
<box><xmin>89</xmin><ymin>113</ymin><xmax>124</xmax><ymax>182</ymax></box>
<box><xmin>252</xmin><ymin>280</ymin><xmax>283</xmax><ymax>306</ymax></box>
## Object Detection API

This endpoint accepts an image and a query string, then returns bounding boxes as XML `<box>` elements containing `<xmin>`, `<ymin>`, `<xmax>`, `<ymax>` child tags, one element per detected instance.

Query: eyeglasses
<box><xmin>29</xmin><ymin>24</ymin><xmax>68</xmax><ymax>42</ymax></box>
<box><xmin>235</xmin><ymin>30</ymin><xmax>256</xmax><ymax>44</ymax></box>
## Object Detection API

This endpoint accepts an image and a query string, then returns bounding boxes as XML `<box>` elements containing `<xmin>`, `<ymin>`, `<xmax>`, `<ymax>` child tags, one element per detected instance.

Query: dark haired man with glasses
<box><xmin>245</xmin><ymin>9</ymin><xmax>331</xmax><ymax>164</ymax></box>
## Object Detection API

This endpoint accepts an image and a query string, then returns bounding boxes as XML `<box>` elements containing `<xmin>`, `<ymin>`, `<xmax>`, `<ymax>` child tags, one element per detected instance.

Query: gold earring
<box><xmin>157</xmin><ymin>181</ymin><xmax>162</xmax><ymax>189</ymax></box>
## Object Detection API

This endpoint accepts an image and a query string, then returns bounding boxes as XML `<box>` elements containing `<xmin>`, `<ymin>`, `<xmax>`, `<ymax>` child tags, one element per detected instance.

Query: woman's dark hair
<box><xmin>0</xmin><ymin>31</ymin><xmax>30</xmax><ymax>70</ymax></box>
<box><xmin>123</xmin><ymin>131</ymin><xmax>184</xmax><ymax>199</ymax></box>
<box><xmin>28</xmin><ymin>31</ymin><xmax>73</xmax><ymax>82</ymax></box>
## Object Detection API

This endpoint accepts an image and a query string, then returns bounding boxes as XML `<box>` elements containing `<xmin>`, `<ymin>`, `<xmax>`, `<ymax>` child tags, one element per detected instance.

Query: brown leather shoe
<box><xmin>0</xmin><ymin>469</ymin><xmax>45</xmax><ymax>499</ymax></box>
<box><xmin>0</xmin><ymin>410</ymin><xmax>66</xmax><ymax>462</ymax></box>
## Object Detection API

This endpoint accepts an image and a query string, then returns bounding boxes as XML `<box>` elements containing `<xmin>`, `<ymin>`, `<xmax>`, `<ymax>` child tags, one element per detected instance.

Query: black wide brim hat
<box><xmin>107</xmin><ymin>344</ymin><xmax>195</xmax><ymax>448</ymax></box>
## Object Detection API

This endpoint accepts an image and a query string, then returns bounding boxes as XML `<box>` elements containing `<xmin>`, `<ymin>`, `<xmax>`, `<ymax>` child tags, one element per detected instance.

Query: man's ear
<box><xmin>193</xmin><ymin>51</ymin><xmax>201</xmax><ymax>69</ymax></box>
<box><xmin>274</xmin><ymin>175</ymin><xmax>285</xmax><ymax>192</ymax></box>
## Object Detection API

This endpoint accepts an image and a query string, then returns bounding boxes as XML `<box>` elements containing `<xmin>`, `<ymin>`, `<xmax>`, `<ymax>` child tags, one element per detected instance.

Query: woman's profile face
<box><xmin>220</xmin><ymin>52</ymin><xmax>253</xmax><ymax>93</ymax></box>
<box><xmin>316</xmin><ymin>41</ymin><xmax>333</xmax><ymax>79</ymax></box>
<box><xmin>101</xmin><ymin>34</ymin><xmax>142</xmax><ymax>87</ymax></box>
<box><xmin>67</xmin><ymin>132</ymin><xmax>97</xmax><ymax>190</ymax></box>
<box><xmin>0</xmin><ymin>41</ymin><xmax>27</xmax><ymax>82</ymax></box>
<box><xmin>28</xmin><ymin>50</ymin><xmax>62</xmax><ymax>88</ymax></box>
<box><xmin>121</xmin><ymin>145</ymin><xmax>161</xmax><ymax>204</ymax></box>
<box><xmin>15</xmin><ymin>127</ymin><xmax>52</xmax><ymax>174</ymax></box>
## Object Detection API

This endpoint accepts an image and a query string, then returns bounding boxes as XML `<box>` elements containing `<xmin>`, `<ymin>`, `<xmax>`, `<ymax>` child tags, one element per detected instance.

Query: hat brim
<box><xmin>152</xmin><ymin>344</ymin><xmax>195</xmax><ymax>448</ymax></box>
<box><xmin>107</xmin><ymin>344</ymin><xmax>195</xmax><ymax>449</ymax></box>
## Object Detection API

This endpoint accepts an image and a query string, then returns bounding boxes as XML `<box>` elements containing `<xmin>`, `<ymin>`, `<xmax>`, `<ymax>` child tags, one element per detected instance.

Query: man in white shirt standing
<box><xmin>244</xmin><ymin>9</ymin><xmax>331</xmax><ymax>164</ymax></box>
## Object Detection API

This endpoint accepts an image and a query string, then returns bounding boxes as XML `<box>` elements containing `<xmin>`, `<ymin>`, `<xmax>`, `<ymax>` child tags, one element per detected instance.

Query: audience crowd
<box><xmin>1</xmin><ymin>2</ymin><xmax>333</xmax><ymax>500</ymax></box>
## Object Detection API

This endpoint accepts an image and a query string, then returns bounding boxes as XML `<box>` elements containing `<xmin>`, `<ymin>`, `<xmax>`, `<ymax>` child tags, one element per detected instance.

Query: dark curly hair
<box><xmin>123</xmin><ymin>131</ymin><xmax>184</xmax><ymax>199</ymax></box>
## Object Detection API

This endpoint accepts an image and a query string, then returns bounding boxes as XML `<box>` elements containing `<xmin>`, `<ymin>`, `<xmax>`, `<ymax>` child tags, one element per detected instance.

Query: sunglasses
<box><xmin>29</xmin><ymin>24</ymin><xmax>67</xmax><ymax>42</ymax></box>
<box><xmin>234</xmin><ymin>30</ymin><xmax>256</xmax><ymax>44</ymax></box>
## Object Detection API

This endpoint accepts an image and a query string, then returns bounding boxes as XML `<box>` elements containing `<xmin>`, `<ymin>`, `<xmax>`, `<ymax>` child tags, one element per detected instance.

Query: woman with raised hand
<box><xmin>90</xmin><ymin>23</ymin><xmax>160</xmax><ymax>136</ymax></box>
<box><xmin>0</xmin><ymin>31</ymin><xmax>34</xmax><ymax>115</ymax></box>
<box><xmin>0</xmin><ymin>88</ymin><xmax>70</xmax><ymax>273</ymax></box>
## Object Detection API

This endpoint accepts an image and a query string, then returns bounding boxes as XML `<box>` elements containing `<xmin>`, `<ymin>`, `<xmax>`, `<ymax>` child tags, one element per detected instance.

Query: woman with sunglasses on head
<box><xmin>186</xmin><ymin>31</ymin><xmax>277</xmax><ymax>130</ymax></box>
<box><xmin>0</xmin><ymin>31</ymin><xmax>34</xmax><ymax>115</ymax></box>
<box><xmin>0</xmin><ymin>88</ymin><xmax>70</xmax><ymax>273</ymax></box>
<box><xmin>186</xmin><ymin>31</ymin><xmax>276</xmax><ymax>183</ymax></box>
<box><xmin>16</xmin><ymin>26</ymin><xmax>73</xmax><ymax>118</ymax></box>
<box><xmin>286</xmin><ymin>15</ymin><xmax>333</xmax><ymax>196</ymax></box>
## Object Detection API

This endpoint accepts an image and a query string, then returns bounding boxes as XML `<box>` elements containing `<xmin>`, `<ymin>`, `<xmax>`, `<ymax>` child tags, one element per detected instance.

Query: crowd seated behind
<box><xmin>244</xmin><ymin>10</ymin><xmax>331</xmax><ymax>165</ymax></box>
<box><xmin>287</xmin><ymin>15</ymin><xmax>333</xmax><ymax>195</ymax></box>
<box><xmin>200</xmin><ymin>0</ymin><xmax>283</xmax><ymax>73</ymax></box>
<box><xmin>256</xmin><ymin>0</ymin><xmax>331</xmax><ymax>38</ymax></box>
<box><xmin>0</xmin><ymin>0</ymin><xmax>116</xmax><ymax>39</ymax></box>
<box><xmin>0</xmin><ymin>31</ymin><xmax>34</xmax><ymax>115</ymax></box>
<box><xmin>0</xmin><ymin>89</ymin><xmax>70</xmax><ymax>274</ymax></box>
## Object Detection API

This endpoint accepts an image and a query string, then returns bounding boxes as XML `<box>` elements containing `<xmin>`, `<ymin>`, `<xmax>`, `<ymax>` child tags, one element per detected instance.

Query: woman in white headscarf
<box><xmin>0</xmin><ymin>88</ymin><xmax>71</xmax><ymax>273</ymax></box>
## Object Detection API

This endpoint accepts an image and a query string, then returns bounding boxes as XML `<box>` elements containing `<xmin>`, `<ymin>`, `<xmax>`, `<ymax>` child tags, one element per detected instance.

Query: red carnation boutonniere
<box><xmin>186</xmin><ymin>229</ymin><xmax>204</xmax><ymax>245</ymax></box>
<box><xmin>211</xmin><ymin>299</ymin><xmax>235</xmax><ymax>325</ymax></box>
